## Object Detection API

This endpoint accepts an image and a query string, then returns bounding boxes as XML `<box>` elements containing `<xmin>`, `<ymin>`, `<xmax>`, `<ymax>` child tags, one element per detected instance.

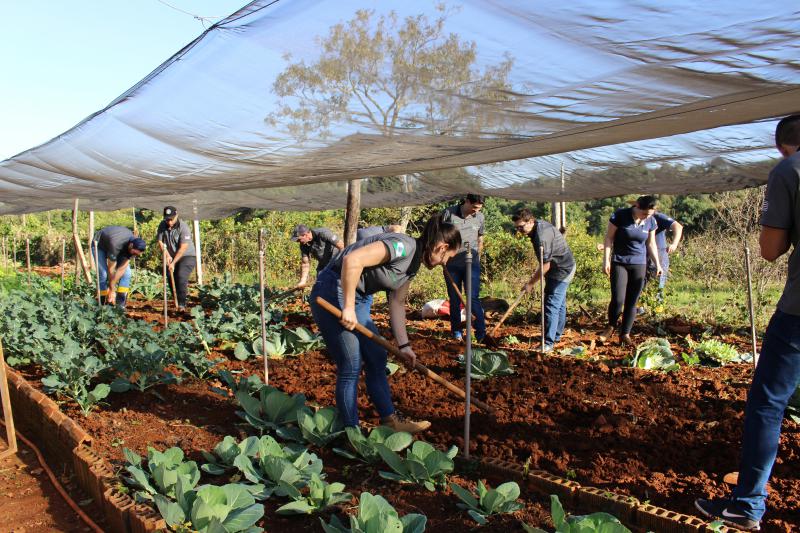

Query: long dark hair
<box><xmin>419</xmin><ymin>214</ymin><xmax>461</xmax><ymax>267</ymax></box>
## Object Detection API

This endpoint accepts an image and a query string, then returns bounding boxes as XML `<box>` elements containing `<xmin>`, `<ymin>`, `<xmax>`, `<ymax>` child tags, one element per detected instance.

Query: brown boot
<box><xmin>381</xmin><ymin>413</ymin><xmax>431</xmax><ymax>434</ymax></box>
<box><xmin>620</xmin><ymin>334</ymin><xmax>634</xmax><ymax>346</ymax></box>
<box><xmin>598</xmin><ymin>326</ymin><xmax>614</xmax><ymax>342</ymax></box>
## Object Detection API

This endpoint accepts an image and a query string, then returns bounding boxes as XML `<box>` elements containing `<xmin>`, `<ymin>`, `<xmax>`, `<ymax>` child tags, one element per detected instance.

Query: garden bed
<box><xmin>11</xmin><ymin>293</ymin><xmax>799</xmax><ymax>532</ymax></box>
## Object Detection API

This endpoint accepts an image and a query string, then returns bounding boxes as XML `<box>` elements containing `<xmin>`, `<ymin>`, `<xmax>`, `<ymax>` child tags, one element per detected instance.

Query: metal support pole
<box><xmin>60</xmin><ymin>239</ymin><xmax>66</xmax><ymax>300</ymax></box>
<box><xmin>25</xmin><ymin>238</ymin><xmax>31</xmax><ymax>286</ymax></box>
<box><xmin>94</xmin><ymin>241</ymin><xmax>101</xmax><ymax>305</ymax></box>
<box><xmin>162</xmin><ymin>245</ymin><xmax>169</xmax><ymax>326</ymax></box>
<box><xmin>463</xmin><ymin>242</ymin><xmax>473</xmax><ymax>459</ymax></box>
<box><xmin>540</xmin><ymin>244</ymin><xmax>545</xmax><ymax>351</ymax></box>
<box><xmin>744</xmin><ymin>246</ymin><xmax>759</xmax><ymax>368</ymax></box>
<box><xmin>87</xmin><ymin>211</ymin><xmax>95</xmax><ymax>271</ymax></box>
<box><xmin>258</xmin><ymin>229</ymin><xmax>269</xmax><ymax>386</ymax></box>
<box><xmin>193</xmin><ymin>200</ymin><xmax>203</xmax><ymax>286</ymax></box>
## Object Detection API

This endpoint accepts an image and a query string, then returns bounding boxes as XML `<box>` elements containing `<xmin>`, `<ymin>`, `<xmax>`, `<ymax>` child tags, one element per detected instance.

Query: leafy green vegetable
<box><xmin>235</xmin><ymin>385</ymin><xmax>307</xmax><ymax>438</ymax></box>
<box><xmin>297</xmin><ymin>406</ymin><xmax>345</xmax><ymax>447</ymax></box>
<box><xmin>276</xmin><ymin>473</ymin><xmax>352</xmax><ymax>515</ymax></box>
<box><xmin>378</xmin><ymin>440</ymin><xmax>458</xmax><ymax>491</ymax></box>
<box><xmin>333</xmin><ymin>426</ymin><xmax>413</xmax><ymax>464</ymax></box>
<box><xmin>458</xmin><ymin>348</ymin><xmax>515</xmax><ymax>380</ymax></box>
<box><xmin>631</xmin><ymin>338</ymin><xmax>678</xmax><ymax>371</ymax></box>
<box><xmin>154</xmin><ymin>480</ymin><xmax>264</xmax><ymax>533</ymax></box>
<box><xmin>689</xmin><ymin>338</ymin><xmax>740</xmax><ymax>366</ymax></box>
<box><xmin>450</xmin><ymin>480</ymin><xmax>523</xmax><ymax>524</ymax></box>
<box><xmin>320</xmin><ymin>492</ymin><xmax>426</xmax><ymax>533</ymax></box>
<box><xmin>122</xmin><ymin>447</ymin><xmax>200</xmax><ymax>503</ymax></box>
<box><xmin>522</xmin><ymin>495</ymin><xmax>631</xmax><ymax>532</ymax></box>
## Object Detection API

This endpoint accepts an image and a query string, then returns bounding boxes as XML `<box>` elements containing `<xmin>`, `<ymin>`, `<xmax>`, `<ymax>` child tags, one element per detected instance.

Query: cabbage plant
<box><xmin>333</xmin><ymin>426</ymin><xmax>413</xmax><ymax>464</ymax></box>
<box><xmin>154</xmin><ymin>480</ymin><xmax>264</xmax><ymax>533</ymax></box>
<box><xmin>522</xmin><ymin>495</ymin><xmax>630</xmax><ymax>533</ymax></box>
<box><xmin>122</xmin><ymin>447</ymin><xmax>200</xmax><ymax>503</ymax></box>
<box><xmin>450</xmin><ymin>480</ymin><xmax>523</xmax><ymax>524</ymax></box>
<box><xmin>320</xmin><ymin>492</ymin><xmax>426</xmax><ymax>533</ymax></box>
<box><xmin>378</xmin><ymin>441</ymin><xmax>458</xmax><ymax>491</ymax></box>
<box><xmin>689</xmin><ymin>338</ymin><xmax>740</xmax><ymax>366</ymax></box>
<box><xmin>631</xmin><ymin>338</ymin><xmax>678</xmax><ymax>371</ymax></box>
<box><xmin>458</xmin><ymin>348</ymin><xmax>514</xmax><ymax>380</ymax></box>
<box><xmin>276</xmin><ymin>473</ymin><xmax>352</xmax><ymax>515</ymax></box>
<box><xmin>297</xmin><ymin>406</ymin><xmax>345</xmax><ymax>446</ymax></box>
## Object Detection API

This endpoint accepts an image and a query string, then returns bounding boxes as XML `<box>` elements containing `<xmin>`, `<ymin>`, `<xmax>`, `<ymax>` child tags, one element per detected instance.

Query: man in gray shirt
<box><xmin>292</xmin><ymin>224</ymin><xmax>345</xmax><ymax>287</ymax></box>
<box><xmin>695</xmin><ymin>114</ymin><xmax>800</xmax><ymax>531</ymax></box>
<box><xmin>512</xmin><ymin>209</ymin><xmax>576</xmax><ymax>352</ymax></box>
<box><xmin>441</xmin><ymin>193</ymin><xmax>486</xmax><ymax>341</ymax></box>
<box><xmin>92</xmin><ymin>226</ymin><xmax>147</xmax><ymax>308</ymax></box>
<box><xmin>156</xmin><ymin>206</ymin><xmax>196</xmax><ymax>311</ymax></box>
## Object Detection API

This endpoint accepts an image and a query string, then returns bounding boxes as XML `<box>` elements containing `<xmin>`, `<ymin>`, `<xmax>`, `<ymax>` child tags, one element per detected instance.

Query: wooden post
<box><xmin>71</xmin><ymin>199</ymin><xmax>92</xmax><ymax>282</ymax></box>
<box><xmin>132</xmin><ymin>207</ymin><xmax>138</xmax><ymax>236</ymax></box>
<box><xmin>343</xmin><ymin>178</ymin><xmax>362</xmax><ymax>245</ymax></box>
<box><xmin>193</xmin><ymin>201</ymin><xmax>203</xmax><ymax>286</ymax></box>
<box><xmin>60</xmin><ymin>239</ymin><xmax>66</xmax><ymax>300</ymax></box>
<box><xmin>258</xmin><ymin>229</ymin><xmax>269</xmax><ymax>386</ymax></box>
<box><xmin>540</xmin><ymin>244</ymin><xmax>545</xmax><ymax>351</ymax></box>
<box><xmin>744</xmin><ymin>246</ymin><xmax>759</xmax><ymax>368</ymax></box>
<box><xmin>0</xmin><ymin>337</ymin><xmax>18</xmax><ymax>459</ymax></box>
<box><xmin>25</xmin><ymin>238</ymin><xmax>31</xmax><ymax>286</ymax></box>
<box><xmin>2</xmin><ymin>236</ymin><xmax>6</xmax><ymax>271</ymax></box>
<box><xmin>162</xmin><ymin>245</ymin><xmax>169</xmax><ymax>326</ymax></box>
<box><xmin>463</xmin><ymin>242</ymin><xmax>473</xmax><ymax>459</ymax></box>
<box><xmin>12</xmin><ymin>239</ymin><xmax>17</xmax><ymax>271</ymax></box>
<box><xmin>87</xmin><ymin>211</ymin><xmax>96</xmax><ymax>271</ymax></box>
<box><xmin>94</xmin><ymin>241</ymin><xmax>101</xmax><ymax>305</ymax></box>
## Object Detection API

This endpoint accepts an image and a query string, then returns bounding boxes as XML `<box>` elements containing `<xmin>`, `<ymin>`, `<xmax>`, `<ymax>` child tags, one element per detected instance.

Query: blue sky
<box><xmin>0</xmin><ymin>0</ymin><xmax>248</xmax><ymax>161</ymax></box>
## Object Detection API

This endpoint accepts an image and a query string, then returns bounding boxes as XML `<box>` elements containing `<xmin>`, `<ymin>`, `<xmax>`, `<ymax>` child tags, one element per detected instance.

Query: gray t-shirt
<box><xmin>761</xmin><ymin>152</ymin><xmax>800</xmax><ymax>316</ymax></box>
<box><xmin>94</xmin><ymin>226</ymin><xmax>134</xmax><ymax>262</ymax></box>
<box><xmin>530</xmin><ymin>220</ymin><xmax>575</xmax><ymax>282</ymax></box>
<box><xmin>326</xmin><ymin>233</ymin><xmax>422</xmax><ymax>295</ymax></box>
<box><xmin>441</xmin><ymin>204</ymin><xmax>484</xmax><ymax>266</ymax></box>
<box><xmin>356</xmin><ymin>225</ymin><xmax>389</xmax><ymax>241</ymax></box>
<box><xmin>156</xmin><ymin>219</ymin><xmax>196</xmax><ymax>258</ymax></box>
<box><xmin>300</xmin><ymin>227</ymin><xmax>342</xmax><ymax>272</ymax></box>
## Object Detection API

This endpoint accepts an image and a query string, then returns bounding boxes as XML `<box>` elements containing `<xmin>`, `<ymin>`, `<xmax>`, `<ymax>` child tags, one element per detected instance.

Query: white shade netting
<box><xmin>1</xmin><ymin>0</ymin><xmax>798</xmax><ymax>217</ymax></box>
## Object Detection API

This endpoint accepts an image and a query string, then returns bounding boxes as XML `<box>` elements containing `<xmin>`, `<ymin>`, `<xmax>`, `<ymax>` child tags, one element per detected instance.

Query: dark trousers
<box><xmin>608</xmin><ymin>262</ymin><xmax>646</xmax><ymax>335</ymax></box>
<box><xmin>445</xmin><ymin>260</ymin><xmax>486</xmax><ymax>337</ymax></box>
<box><xmin>169</xmin><ymin>256</ymin><xmax>196</xmax><ymax>307</ymax></box>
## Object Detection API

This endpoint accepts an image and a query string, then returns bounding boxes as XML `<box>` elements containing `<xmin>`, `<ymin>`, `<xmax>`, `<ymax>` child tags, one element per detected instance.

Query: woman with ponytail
<box><xmin>309</xmin><ymin>215</ymin><xmax>462</xmax><ymax>433</ymax></box>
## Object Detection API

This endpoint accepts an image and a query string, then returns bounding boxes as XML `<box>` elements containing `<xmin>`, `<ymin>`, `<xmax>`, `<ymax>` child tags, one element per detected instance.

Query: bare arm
<box><xmin>524</xmin><ymin>262</ymin><xmax>551</xmax><ymax>292</ymax></box>
<box><xmin>389</xmin><ymin>281</ymin><xmax>417</xmax><ymax>368</ymax></box>
<box><xmin>478</xmin><ymin>235</ymin><xmax>484</xmax><ymax>255</ymax></box>
<box><xmin>647</xmin><ymin>231</ymin><xmax>662</xmax><ymax>275</ymax></box>
<box><xmin>109</xmin><ymin>259</ymin><xmax>130</xmax><ymax>288</ymax></box>
<box><xmin>760</xmin><ymin>226</ymin><xmax>791</xmax><ymax>261</ymax></box>
<box><xmin>339</xmin><ymin>242</ymin><xmax>390</xmax><ymax>330</ymax></box>
<box><xmin>170</xmin><ymin>242</ymin><xmax>189</xmax><ymax>270</ymax></box>
<box><xmin>603</xmin><ymin>223</ymin><xmax>617</xmax><ymax>275</ymax></box>
<box><xmin>297</xmin><ymin>255</ymin><xmax>311</xmax><ymax>287</ymax></box>
<box><xmin>334</xmin><ymin>240</ymin><xmax>345</xmax><ymax>251</ymax></box>
<box><xmin>667</xmin><ymin>221</ymin><xmax>684</xmax><ymax>253</ymax></box>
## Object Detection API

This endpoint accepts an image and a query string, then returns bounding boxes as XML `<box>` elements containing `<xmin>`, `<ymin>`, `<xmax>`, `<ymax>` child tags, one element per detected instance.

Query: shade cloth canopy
<box><xmin>1</xmin><ymin>0</ymin><xmax>798</xmax><ymax>217</ymax></box>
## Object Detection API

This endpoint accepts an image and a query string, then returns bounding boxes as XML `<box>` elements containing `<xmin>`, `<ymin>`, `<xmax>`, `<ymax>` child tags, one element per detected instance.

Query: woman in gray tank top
<box><xmin>310</xmin><ymin>215</ymin><xmax>462</xmax><ymax>434</ymax></box>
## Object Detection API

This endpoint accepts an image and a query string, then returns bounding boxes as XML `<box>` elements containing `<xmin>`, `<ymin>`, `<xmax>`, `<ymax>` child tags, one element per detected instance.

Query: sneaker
<box><xmin>694</xmin><ymin>498</ymin><xmax>760</xmax><ymax>531</ymax></box>
<box><xmin>542</xmin><ymin>344</ymin><xmax>554</xmax><ymax>353</ymax></box>
<box><xmin>381</xmin><ymin>413</ymin><xmax>431</xmax><ymax>434</ymax></box>
<box><xmin>453</xmin><ymin>331</ymin><xmax>464</xmax><ymax>342</ymax></box>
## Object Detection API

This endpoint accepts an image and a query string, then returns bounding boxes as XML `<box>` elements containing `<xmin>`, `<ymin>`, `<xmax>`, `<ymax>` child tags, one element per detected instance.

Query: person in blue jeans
<box><xmin>91</xmin><ymin>226</ymin><xmax>146</xmax><ymax>309</ymax></box>
<box><xmin>309</xmin><ymin>215</ymin><xmax>461</xmax><ymax>433</ymax></box>
<box><xmin>441</xmin><ymin>193</ymin><xmax>487</xmax><ymax>341</ymax></box>
<box><xmin>695</xmin><ymin>114</ymin><xmax>800</xmax><ymax>531</ymax></box>
<box><xmin>512</xmin><ymin>209</ymin><xmax>575</xmax><ymax>352</ymax></box>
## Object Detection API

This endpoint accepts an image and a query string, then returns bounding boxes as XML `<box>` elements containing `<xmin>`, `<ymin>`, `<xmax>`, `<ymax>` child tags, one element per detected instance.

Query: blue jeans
<box><xmin>732</xmin><ymin>309</ymin><xmax>800</xmax><ymax>521</ymax></box>
<box><xmin>91</xmin><ymin>243</ymin><xmax>131</xmax><ymax>302</ymax></box>
<box><xmin>445</xmin><ymin>260</ymin><xmax>486</xmax><ymax>337</ymax></box>
<box><xmin>543</xmin><ymin>277</ymin><xmax>570</xmax><ymax>346</ymax></box>
<box><xmin>309</xmin><ymin>270</ymin><xmax>394</xmax><ymax>427</ymax></box>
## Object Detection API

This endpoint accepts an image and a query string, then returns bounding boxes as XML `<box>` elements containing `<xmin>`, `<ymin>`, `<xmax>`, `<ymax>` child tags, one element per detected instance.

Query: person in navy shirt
<box><xmin>645</xmin><ymin>211</ymin><xmax>683</xmax><ymax>292</ymax></box>
<box><xmin>600</xmin><ymin>195</ymin><xmax>662</xmax><ymax>344</ymax></box>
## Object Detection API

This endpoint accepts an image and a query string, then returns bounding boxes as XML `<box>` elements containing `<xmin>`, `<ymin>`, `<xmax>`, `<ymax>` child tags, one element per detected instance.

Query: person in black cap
<box><xmin>91</xmin><ymin>226</ymin><xmax>146</xmax><ymax>308</ymax></box>
<box><xmin>292</xmin><ymin>224</ymin><xmax>344</xmax><ymax>288</ymax></box>
<box><xmin>156</xmin><ymin>206</ymin><xmax>197</xmax><ymax>311</ymax></box>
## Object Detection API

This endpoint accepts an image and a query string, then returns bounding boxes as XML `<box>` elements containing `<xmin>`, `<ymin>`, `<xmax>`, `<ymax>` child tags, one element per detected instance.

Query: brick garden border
<box><xmin>6</xmin><ymin>364</ymin><xmax>741</xmax><ymax>533</ymax></box>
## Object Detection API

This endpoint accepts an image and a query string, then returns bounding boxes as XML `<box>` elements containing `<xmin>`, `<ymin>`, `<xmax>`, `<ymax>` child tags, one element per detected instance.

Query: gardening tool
<box><xmin>539</xmin><ymin>244</ymin><xmax>545</xmax><ymax>352</ymax></box>
<box><xmin>744</xmin><ymin>246</ymin><xmax>758</xmax><ymax>368</ymax></box>
<box><xmin>93</xmin><ymin>241</ymin><xmax>100</xmax><ymax>305</ymax></box>
<box><xmin>168</xmin><ymin>265</ymin><xmax>179</xmax><ymax>308</ymax></box>
<box><xmin>161</xmin><ymin>244</ymin><xmax>169</xmax><ymax>326</ymax></box>
<box><xmin>258</xmin><ymin>228</ymin><xmax>269</xmax><ymax>386</ymax></box>
<box><xmin>442</xmin><ymin>265</ymin><xmax>465</xmax><ymax>306</ymax></box>
<box><xmin>315</xmin><ymin>296</ymin><xmax>495</xmax><ymax>415</ymax></box>
<box><xmin>271</xmin><ymin>285</ymin><xmax>304</xmax><ymax>302</ymax></box>
<box><xmin>489</xmin><ymin>288</ymin><xmax>528</xmax><ymax>338</ymax></box>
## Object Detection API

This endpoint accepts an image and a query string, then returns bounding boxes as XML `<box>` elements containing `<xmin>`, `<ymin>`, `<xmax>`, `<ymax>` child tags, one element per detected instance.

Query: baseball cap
<box><xmin>130</xmin><ymin>237</ymin><xmax>147</xmax><ymax>252</ymax></box>
<box><xmin>291</xmin><ymin>224</ymin><xmax>311</xmax><ymax>241</ymax></box>
<box><xmin>163</xmin><ymin>206</ymin><xmax>178</xmax><ymax>219</ymax></box>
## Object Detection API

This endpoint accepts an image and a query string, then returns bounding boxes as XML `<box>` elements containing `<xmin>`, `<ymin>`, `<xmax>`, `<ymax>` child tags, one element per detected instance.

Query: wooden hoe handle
<box><xmin>442</xmin><ymin>266</ymin><xmax>465</xmax><ymax>306</ymax></box>
<box><xmin>314</xmin><ymin>296</ymin><xmax>495</xmax><ymax>415</ymax></box>
<box><xmin>489</xmin><ymin>289</ymin><xmax>528</xmax><ymax>338</ymax></box>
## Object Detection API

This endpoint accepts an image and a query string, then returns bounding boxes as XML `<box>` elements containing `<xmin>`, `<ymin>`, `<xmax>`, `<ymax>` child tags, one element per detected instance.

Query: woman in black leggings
<box><xmin>601</xmin><ymin>196</ymin><xmax>662</xmax><ymax>345</ymax></box>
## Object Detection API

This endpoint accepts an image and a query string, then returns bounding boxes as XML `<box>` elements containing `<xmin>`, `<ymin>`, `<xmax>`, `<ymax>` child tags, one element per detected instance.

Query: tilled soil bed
<box><xmin>15</xmin><ymin>296</ymin><xmax>800</xmax><ymax>532</ymax></box>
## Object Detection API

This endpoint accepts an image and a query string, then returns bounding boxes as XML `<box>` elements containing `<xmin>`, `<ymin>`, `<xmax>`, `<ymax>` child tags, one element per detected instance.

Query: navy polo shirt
<box><xmin>653</xmin><ymin>212</ymin><xmax>675</xmax><ymax>250</ymax></box>
<box><xmin>610</xmin><ymin>207</ymin><xmax>656</xmax><ymax>265</ymax></box>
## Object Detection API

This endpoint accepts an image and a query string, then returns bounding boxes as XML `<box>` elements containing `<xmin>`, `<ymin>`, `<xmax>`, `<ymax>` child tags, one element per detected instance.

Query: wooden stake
<box><xmin>25</xmin><ymin>238</ymin><xmax>31</xmax><ymax>286</ymax></box>
<box><xmin>464</xmin><ymin>243</ymin><xmax>473</xmax><ymax>459</ymax></box>
<box><xmin>87</xmin><ymin>211</ymin><xmax>95</xmax><ymax>271</ymax></box>
<box><xmin>168</xmin><ymin>266</ymin><xmax>179</xmax><ymax>308</ymax></box>
<box><xmin>540</xmin><ymin>244</ymin><xmax>545</xmax><ymax>351</ymax></box>
<box><xmin>0</xmin><ymin>337</ymin><xmax>18</xmax><ymax>459</ymax></box>
<box><xmin>442</xmin><ymin>265</ymin><xmax>465</xmax><ymax>306</ymax></box>
<box><xmin>71</xmin><ymin>199</ymin><xmax>92</xmax><ymax>282</ymax></box>
<box><xmin>744</xmin><ymin>246</ymin><xmax>759</xmax><ymax>368</ymax></box>
<box><xmin>60</xmin><ymin>239</ymin><xmax>66</xmax><ymax>300</ymax></box>
<box><xmin>258</xmin><ymin>229</ymin><xmax>269</xmax><ymax>386</ymax></box>
<box><xmin>192</xmin><ymin>201</ymin><xmax>203</xmax><ymax>286</ymax></box>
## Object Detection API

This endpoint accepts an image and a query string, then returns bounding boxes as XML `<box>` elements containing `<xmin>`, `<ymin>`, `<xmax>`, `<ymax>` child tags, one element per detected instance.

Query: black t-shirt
<box><xmin>300</xmin><ymin>227</ymin><xmax>342</xmax><ymax>271</ymax></box>
<box><xmin>530</xmin><ymin>220</ymin><xmax>575</xmax><ymax>281</ymax></box>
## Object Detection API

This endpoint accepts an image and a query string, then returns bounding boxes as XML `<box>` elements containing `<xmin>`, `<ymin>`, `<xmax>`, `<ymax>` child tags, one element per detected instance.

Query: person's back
<box><xmin>96</xmin><ymin>226</ymin><xmax>134</xmax><ymax>261</ymax></box>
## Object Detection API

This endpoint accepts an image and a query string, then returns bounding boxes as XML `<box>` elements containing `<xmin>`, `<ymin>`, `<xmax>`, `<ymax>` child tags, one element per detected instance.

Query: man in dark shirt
<box><xmin>356</xmin><ymin>224</ymin><xmax>403</xmax><ymax>241</ymax></box>
<box><xmin>92</xmin><ymin>226</ymin><xmax>147</xmax><ymax>308</ymax></box>
<box><xmin>156</xmin><ymin>206</ymin><xmax>197</xmax><ymax>311</ymax></box>
<box><xmin>292</xmin><ymin>224</ymin><xmax>345</xmax><ymax>288</ymax></box>
<box><xmin>695</xmin><ymin>114</ymin><xmax>800</xmax><ymax>531</ymax></box>
<box><xmin>512</xmin><ymin>209</ymin><xmax>576</xmax><ymax>351</ymax></box>
<box><xmin>441</xmin><ymin>194</ymin><xmax>487</xmax><ymax>342</ymax></box>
